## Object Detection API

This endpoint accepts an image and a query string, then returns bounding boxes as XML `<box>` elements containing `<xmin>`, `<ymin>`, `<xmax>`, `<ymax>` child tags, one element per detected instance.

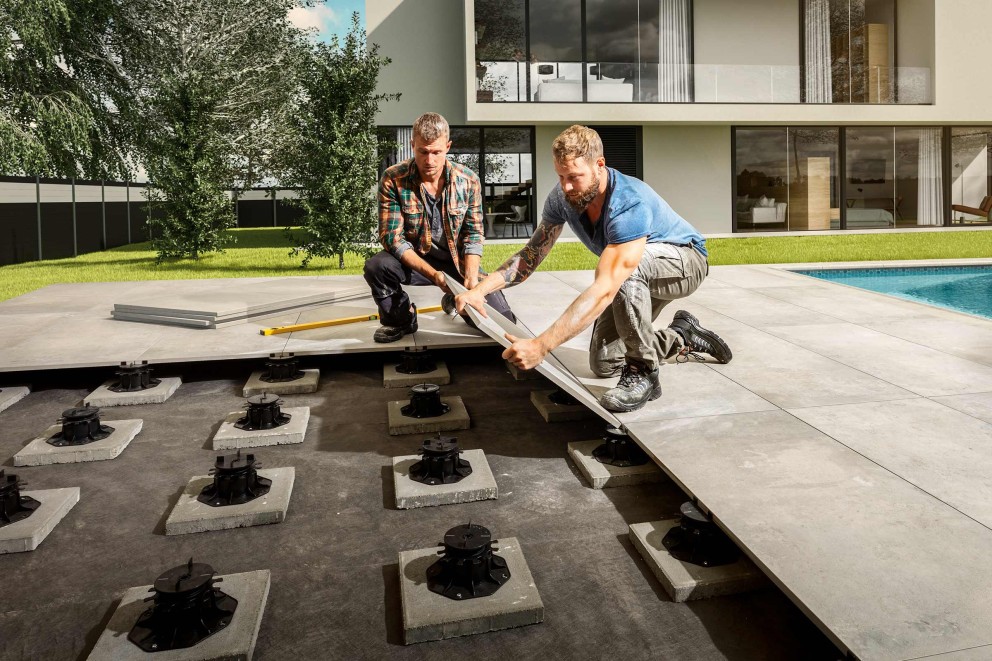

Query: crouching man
<box><xmin>455</xmin><ymin>125</ymin><xmax>732</xmax><ymax>412</ymax></box>
<box><xmin>363</xmin><ymin>112</ymin><xmax>514</xmax><ymax>343</ymax></box>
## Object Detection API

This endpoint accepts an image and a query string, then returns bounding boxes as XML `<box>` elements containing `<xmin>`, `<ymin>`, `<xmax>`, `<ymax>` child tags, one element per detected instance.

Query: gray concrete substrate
<box><xmin>84</xmin><ymin>377</ymin><xmax>182</xmax><ymax>407</ymax></box>
<box><xmin>14</xmin><ymin>419</ymin><xmax>143</xmax><ymax>466</ymax></box>
<box><xmin>629</xmin><ymin>520</ymin><xmax>768</xmax><ymax>602</ymax></box>
<box><xmin>392</xmin><ymin>449</ymin><xmax>497</xmax><ymax>509</ymax></box>
<box><xmin>567</xmin><ymin>439</ymin><xmax>666</xmax><ymax>489</ymax></box>
<box><xmin>212</xmin><ymin>407</ymin><xmax>310</xmax><ymax>450</ymax></box>
<box><xmin>164</xmin><ymin>468</ymin><xmax>295</xmax><ymax>535</ymax></box>
<box><xmin>399</xmin><ymin>537</ymin><xmax>543</xmax><ymax>644</ymax></box>
<box><xmin>86</xmin><ymin>569</ymin><xmax>270</xmax><ymax>661</ymax></box>
<box><xmin>530</xmin><ymin>389</ymin><xmax>597</xmax><ymax>422</ymax></box>
<box><xmin>0</xmin><ymin>386</ymin><xmax>30</xmax><ymax>413</ymax></box>
<box><xmin>243</xmin><ymin>370</ymin><xmax>320</xmax><ymax>397</ymax></box>
<box><xmin>0</xmin><ymin>487</ymin><xmax>79</xmax><ymax>553</ymax></box>
<box><xmin>0</xmin><ymin>357</ymin><xmax>837</xmax><ymax>660</ymax></box>
<box><xmin>383</xmin><ymin>362</ymin><xmax>451</xmax><ymax>388</ymax></box>
<box><xmin>387</xmin><ymin>396</ymin><xmax>470</xmax><ymax>436</ymax></box>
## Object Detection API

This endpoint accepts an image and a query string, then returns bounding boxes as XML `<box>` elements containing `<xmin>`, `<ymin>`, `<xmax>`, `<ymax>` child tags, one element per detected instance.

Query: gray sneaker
<box><xmin>600</xmin><ymin>362</ymin><xmax>662</xmax><ymax>412</ymax></box>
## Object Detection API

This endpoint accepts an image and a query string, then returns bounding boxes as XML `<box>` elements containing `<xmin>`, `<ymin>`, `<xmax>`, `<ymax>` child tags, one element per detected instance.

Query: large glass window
<box><xmin>735</xmin><ymin>125</ymin><xmax>945</xmax><ymax>232</ymax></box>
<box><xmin>951</xmin><ymin>128</ymin><xmax>992</xmax><ymax>226</ymax></box>
<box><xmin>378</xmin><ymin>126</ymin><xmax>535</xmax><ymax>238</ymax></box>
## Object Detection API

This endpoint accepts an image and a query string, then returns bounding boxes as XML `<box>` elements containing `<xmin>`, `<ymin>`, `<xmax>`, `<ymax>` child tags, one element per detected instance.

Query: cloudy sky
<box><xmin>288</xmin><ymin>0</ymin><xmax>365</xmax><ymax>43</ymax></box>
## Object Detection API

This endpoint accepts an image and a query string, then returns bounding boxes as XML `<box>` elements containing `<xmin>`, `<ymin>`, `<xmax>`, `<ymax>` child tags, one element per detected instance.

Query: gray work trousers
<box><xmin>589</xmin><ymin>242</ymin><xmax>709</xmax><ymax>375</ymax></box>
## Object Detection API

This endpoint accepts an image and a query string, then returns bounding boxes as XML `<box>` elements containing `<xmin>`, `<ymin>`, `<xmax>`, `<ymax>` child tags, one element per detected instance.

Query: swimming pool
<box><xmin>794</xmin><ymin>265</ymin><xmax>992</xmax><ymax>320</ymax></box>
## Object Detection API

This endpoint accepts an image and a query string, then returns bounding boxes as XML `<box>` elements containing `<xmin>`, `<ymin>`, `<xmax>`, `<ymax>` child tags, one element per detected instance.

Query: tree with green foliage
<box><xmin>278</xmin><ymin>13</ymin><xmax>398</xmax><ymax>268</ymax></box>
<box><xmin>131</xmin><ymin>0</ymin><xmax>306</xmax><ymax>260</ymax></box>
<box><xmin>0</xmin><ymin>0</ymin><xmax>135</xmax><ymax>178</ymax></box>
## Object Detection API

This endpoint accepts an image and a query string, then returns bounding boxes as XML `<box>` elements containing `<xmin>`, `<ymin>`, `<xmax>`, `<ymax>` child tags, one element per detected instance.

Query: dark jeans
<box><xmin>363</xmin><ymin>250</ymin><xmax>516</xmax><ymax>327</ymax></box>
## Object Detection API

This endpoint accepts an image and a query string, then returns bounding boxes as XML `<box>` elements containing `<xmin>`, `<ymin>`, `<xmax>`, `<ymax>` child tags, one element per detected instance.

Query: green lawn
<box><xmin>1</xmin><ymin>227</ymin><xmax>990</xmax><ymax>302</ymax></box>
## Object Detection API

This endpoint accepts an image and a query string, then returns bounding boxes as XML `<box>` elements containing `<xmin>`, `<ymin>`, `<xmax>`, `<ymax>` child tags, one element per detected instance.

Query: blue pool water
<box><xmin>795</xmin><ymin>266</ymin><xmax>992</xmax><ymax>320</ymax></box>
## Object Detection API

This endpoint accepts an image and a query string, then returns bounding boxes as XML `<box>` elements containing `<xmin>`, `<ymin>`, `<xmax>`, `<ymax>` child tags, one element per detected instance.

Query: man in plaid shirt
<box><xmin>363</xmin><ymin>112</ymin><xmax>515</xmax><ymax>343</ymax></box>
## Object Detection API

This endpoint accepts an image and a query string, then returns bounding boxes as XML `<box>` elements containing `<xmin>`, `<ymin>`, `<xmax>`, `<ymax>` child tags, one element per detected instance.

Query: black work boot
<box><xmin>373</xmin><ymin>304</ymin><xmax>419</xmax><ymax>343</ymax></box>
<box><xmin>600</xmin><ymin>362</ymin><xmax>662</xmax><ymax>413</ymax></box>
<box><xmin>668</xmin><ymin>310</ymin><xmax>733</xmax><ymax>364</ymax></box>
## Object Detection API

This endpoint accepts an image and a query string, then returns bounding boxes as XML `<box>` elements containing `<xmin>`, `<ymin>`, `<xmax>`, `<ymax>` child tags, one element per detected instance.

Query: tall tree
<box><xmin>0</xmin><ymin>0</ymin><xmax>134</xmax><ymax>178</ymax></box>
<box><xmin>131</xmin><ymin>0</ymin><xmax>306</xmax><ymax>259</ymax></box>
<box><xmin>278</xmin><ymin>13</ymin><xmax>398</xmax><ymax>268</ymax></box>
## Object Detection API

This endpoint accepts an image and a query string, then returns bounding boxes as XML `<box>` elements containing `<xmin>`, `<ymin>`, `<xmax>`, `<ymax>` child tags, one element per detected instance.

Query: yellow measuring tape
<box><xmin>260</xmin><ymin>305</ymin><xmax>444</xmax><ymax>336</ymax></box>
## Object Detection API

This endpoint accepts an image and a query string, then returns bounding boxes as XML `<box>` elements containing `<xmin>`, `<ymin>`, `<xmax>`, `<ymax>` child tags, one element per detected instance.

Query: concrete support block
<box><xmin>165</xmin><ymin>467</ymin><xmax>295</xmax><ymax>535</ymax></box>
<box><xmin>387</xmin><ymin>397</ymin><xmax>470</xmax><ymax>436</ymax></box>
<box><xmin>15</xmin><ymin>420</ymin><xmax>143</xmax><ymax>467</ymax></box>
<box><xmin>84</xmin><ymin>377</ymin><xmax>181</xmax><ymax>407</ymax></box>
<box><xmin>243</xmin><ymin>370</ymin><xmax>319</xmax><ymax>397</ymax></box>
<box><xmin>629</xmin><ymin>520</ymin><xmax>767</xmax><ymax>602</ymax></box>
<box><xmin>212</xmin><ymin>407</ymin><xmax>310</xmax><ymax>450</ymax></box>
<box><xmin>0</xmin><ymin>386</ymin><xmax>30</xmax><ymax>414</ymax></box>
<box><xmin>505</xmin><ymin>360</ymin><xmax>542</xmax><ymax>381</ymax></box>
<box><xmin>87</xmin><ymin>569</ymin><xmax>270</xmax><ymax>661</ymax></box>
<box><xmin>0</xmin><ymin>487</ymin><xmax>79</xmax><ymax>554</ymax></box>
<box><xmin>530</xmin><ymin>389</ymin><xmax>597</xmax><ymax>423</ymax></box>
<box><xmin>399</xmin><ymin>537</ymin><xmax>543</xmax><ymax>644</ymax></box>
<box><xmin>392</xmin><ymin>449</ymin><xmax>497</xmax><ymax>509</ymax></box>
<box><xmin>383</xmin><ymin>362</ymin><xmax>450</xmax><ymax>389</ymax></box>
<box><xmin>567</xmin><ymin>439</ymin><xmax>666</xmax><ymax>489</ymax></box>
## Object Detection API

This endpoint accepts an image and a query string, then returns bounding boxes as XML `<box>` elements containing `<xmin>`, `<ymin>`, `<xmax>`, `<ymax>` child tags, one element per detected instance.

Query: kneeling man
<box><xmin>364</xmin><ymin>112</ymin><xmax>514</xmax><ymax>343</ymax></box>
<box><xmin>455</xmin><ymin>125</ymin><xmax>731</xmax><ymax>412</ymax></box>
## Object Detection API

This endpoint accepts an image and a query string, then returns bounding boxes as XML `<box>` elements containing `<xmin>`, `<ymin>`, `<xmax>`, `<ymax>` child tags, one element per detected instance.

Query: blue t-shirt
<box><xmin>542</xmin><ymin>168</ymin><xmax>707</xmax><ymax>257</ymax></box>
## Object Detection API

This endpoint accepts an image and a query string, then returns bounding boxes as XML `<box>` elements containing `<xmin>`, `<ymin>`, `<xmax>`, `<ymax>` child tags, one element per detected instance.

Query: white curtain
<box><xmin>804</xmin><ymin>0</ymin><xmax>833</xmax><ymax>103</ymax></box>
<box><xmin>917</xmin><ymin>128</ymin><xmax>944</xmax><ymax>226</ymax></box>
<box><xmin>658</xmin><ymin>0</ymin><xmax>693</xmax><ymax>102</ymax></box>
<box><xmin>396</xmin><ymin>128</ymin><xmax>414</xmax><ymax>162</ymax></box>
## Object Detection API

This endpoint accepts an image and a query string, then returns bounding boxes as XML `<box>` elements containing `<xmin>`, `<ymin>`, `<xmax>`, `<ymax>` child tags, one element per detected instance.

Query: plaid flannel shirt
<box><xmin>377</xmin><ymin>158</ymin><xmax>485</xmax><ymax>275</ymax></box>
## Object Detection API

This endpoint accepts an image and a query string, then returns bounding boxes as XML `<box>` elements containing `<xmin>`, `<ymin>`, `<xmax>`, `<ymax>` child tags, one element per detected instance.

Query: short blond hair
<box><xmin>412</xmin><ymin>112</ymin><xmax>449</xmax><ymax>144</ymax></box>
<box><xmin>552</xmin><ymin>125</ymin><xmax>604</xmax><ymax>164</ymax></box>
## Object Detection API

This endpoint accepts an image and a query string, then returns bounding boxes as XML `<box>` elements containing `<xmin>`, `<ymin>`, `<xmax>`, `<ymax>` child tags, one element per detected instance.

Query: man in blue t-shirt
<box><xmin>455</xmin><ymin>125</ymin><xmax>732</xmax><ymax>412</ymax></box>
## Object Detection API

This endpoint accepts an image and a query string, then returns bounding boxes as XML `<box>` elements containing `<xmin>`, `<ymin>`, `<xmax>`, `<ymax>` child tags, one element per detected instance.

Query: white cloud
<box><xmin>287</xmin><ymin>5</ymin><xmax>340</xmax><ymax>33</ymax></box>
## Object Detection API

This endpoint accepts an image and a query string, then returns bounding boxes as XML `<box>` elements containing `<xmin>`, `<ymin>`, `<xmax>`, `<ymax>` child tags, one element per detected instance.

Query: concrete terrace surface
<box><xmin>2</xmin><ymin>261</ymin><xmax>992</xmax><ymax>659</ymax></box>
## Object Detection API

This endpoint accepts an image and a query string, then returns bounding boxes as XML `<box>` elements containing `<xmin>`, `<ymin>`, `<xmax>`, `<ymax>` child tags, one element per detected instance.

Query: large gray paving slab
<box><xmin>87</xmin><ymin>569</ymin><xmax>270</xmax><ymax>661</ymax></box>
<box><xmin>446</xmin><ymin>274</ymin><xmax>621</xmax><ymax>427</ymax></box>
<box><xmin>930</xmin><ymin>392</ymin><xmax>992</xmax><ymax>425</ymax></box>
<box><xmin>687</xmin><ymin>286</ymin><xmax>845</xmax><ymax>328</ymax></box>
<box><xmin>789</xmin><ymin>398</ymin><xmax>992</xmax><ymax>529</ymax></box>
<box><xmin>386</xmin><ymin>396</ymin><xmax>470</xmax><ymax>436</ymax></box>
<box><xmin>85</xmin><ymin>376</ymin><xmax>182</xmax><ymax>407</ymax></box>
<box><xmin>864</xmin><ymin>315</ymin><xmax>992</xmax><ymax>368</ymax></box>
<box><xmin>0</xmin><ymin>487</ymin><xmax>79</xmax><ymax>553</ymax></box>
<box><xmin>243</xmin><ymin>369</ymin><xmax>319</xmax><ymax>396</ymax></box>
<box><xmin>0</xmin><ymin>386</ymin><xmax>30</xmax><ymax>413</ymax></box>
<box><xmin>764</xmin><ymin>322</ymin><xmax>992</xmax><ymax>397</ymax></box>
<box><xmin>629</xmin><ymin>520</ymin><xmax>767</xmax><ymax>602</ymax></box>
<box><xmin>707</xmin><ymin>266</ymin><xmax>821</xmax><ymax>289</ymax></box>
<box><xmin>14</xmin><ymin>419</ymin><xmax>142</xmax><ymax>466</ymax></box>
<box><xmin>752</xmin><ymin>283</ymin><xmax>939</xmax><ymax>324</ymax></box>
<box><xmin>399</xmin><ymin>537</ymin><xmax>543</xmax><ymax>644</ymax></box>
<box><xmin>212</xmin><ymin>407</ymin><xmax>310</xmax><ymax>450</ymax></box>
<box><xmin>392</xmin><ymin>449</ymin><xmax>497</xmax><ymax>509</ymax></box>
<box><xmin>624</xmin><ymin>410</ymin><xmax>992</xmax><ymax>661</ymax></box>
<box><xmin>165</xmin><ymin>467</ymin><xmax>295</xmax><ymax>535</ymax></box>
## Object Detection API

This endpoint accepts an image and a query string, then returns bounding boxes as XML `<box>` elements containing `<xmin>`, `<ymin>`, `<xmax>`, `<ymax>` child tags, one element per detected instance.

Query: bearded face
<box><xmin>564</xmin><ymin>168</ymin><xmax>601</xmax><ymax>213</ymax></box>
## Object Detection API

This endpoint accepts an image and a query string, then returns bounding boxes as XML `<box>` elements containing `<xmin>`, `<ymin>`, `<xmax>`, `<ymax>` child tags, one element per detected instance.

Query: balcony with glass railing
<box><xmin>476</xmin><ymin>60</ymin><xmax>931</xmax><ymax>105</ymax></box>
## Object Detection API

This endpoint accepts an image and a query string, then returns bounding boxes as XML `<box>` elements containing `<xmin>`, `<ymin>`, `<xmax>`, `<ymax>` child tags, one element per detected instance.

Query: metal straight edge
<box><xmin>443</xmin><ymin>273</ymin><xmax>621</xmax><ymax>427</ymax></box>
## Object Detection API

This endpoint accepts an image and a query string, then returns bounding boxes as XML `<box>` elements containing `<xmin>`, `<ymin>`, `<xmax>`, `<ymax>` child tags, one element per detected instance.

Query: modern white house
<box><xmin>368</xmin><ymin>0</ymin><xmax>992</xmax><ymax>237</ymax></box>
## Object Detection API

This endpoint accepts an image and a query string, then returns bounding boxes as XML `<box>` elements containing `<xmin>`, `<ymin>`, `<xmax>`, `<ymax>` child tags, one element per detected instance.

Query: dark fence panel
<box><xmin>41</xmin><ymin>202</ymin><xmax>75</xmax><ymax>260</ymax></box>
<box><xmin>276</xmin><ymin>200</ymin><xmax>304</xmax><ymax>227</ymax></box>
<box><xmin>76</xmin><ymin>202</ymin><xmax>104</xmax><ymax>254</ymax></box>
<box><xmin>237</xmin><ymin>200</ymin><xmax>274</xmax><ymax>227</ymax></box>
<box><xmin>129</xmin><ymin>202</ymin><xmax>149</xmax><ymax>243</ymax></box>
<box><xmin>105</xmin><ymin>202</ymin><xmax>130</xmax><ymax>248</ymax></box>
<box><xmin>0</xmin><ymin>204</ymin><xmax>39</xmax><ymax>265</ymax></box>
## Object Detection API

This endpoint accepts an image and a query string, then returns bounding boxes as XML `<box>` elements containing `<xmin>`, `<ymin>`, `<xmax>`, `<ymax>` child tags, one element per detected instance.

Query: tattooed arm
<box><xmin>503</xmin><ymin>237</ymin><xmax>646</xmax><ymax>370</ymax></box>
<box><xmin>454</xmin><ymin>220</ymin><xmax>563</xmax><ymax>317</ymax></box>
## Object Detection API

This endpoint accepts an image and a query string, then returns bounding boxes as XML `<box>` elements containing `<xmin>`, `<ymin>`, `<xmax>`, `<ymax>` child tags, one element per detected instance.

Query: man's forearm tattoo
<box><xmin>499</xmin><ymin>221</ymin><xmax>562</xmax><ymax>287</ymax></box>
